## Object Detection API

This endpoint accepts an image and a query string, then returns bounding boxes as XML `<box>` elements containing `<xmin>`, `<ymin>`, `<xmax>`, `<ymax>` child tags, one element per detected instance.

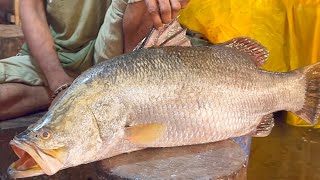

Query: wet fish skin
<box><xmin>7</xmin><ymin>42</ymin><xmax>319</xmax><ymax>178</ymax></box>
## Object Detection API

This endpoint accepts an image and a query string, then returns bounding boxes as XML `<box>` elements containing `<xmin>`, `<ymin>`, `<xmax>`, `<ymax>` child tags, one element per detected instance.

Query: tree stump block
<box><xmin>96</xmin><ymin>137</ymin><xmax>250</xmax><ymax>180</ymax></box>
<box><xmin>0</xmin><ymin>25</ymin><xmax>24</xmax><ymax>59</ymax></box>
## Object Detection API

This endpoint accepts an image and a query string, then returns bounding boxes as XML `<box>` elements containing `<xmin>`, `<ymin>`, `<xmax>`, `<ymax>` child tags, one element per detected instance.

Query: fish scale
<box><xmin>109</xmin><ymin>47</ymin><xmax>294</xmax><ymax>144</ymax></box>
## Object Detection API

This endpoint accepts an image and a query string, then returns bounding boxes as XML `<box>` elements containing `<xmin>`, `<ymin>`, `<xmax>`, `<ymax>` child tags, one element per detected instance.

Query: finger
<box><xmin>170</xmin><ymin>0</ymin><xmax>181</xmax><ymax>19</ymax></box>
<box><xmin>158</xmin><ymin>0</ymin><xmax>172</xmax><ymax>24</ymax></box>
<box><xmin>180</xmin><ymin>0</ymin><xmax>189</xmax><ymax>8</ymax></box>
<box><xmin>145</xmin><ymin>0</ymin><xmax>163</xmax><ymax>29</ymax></box>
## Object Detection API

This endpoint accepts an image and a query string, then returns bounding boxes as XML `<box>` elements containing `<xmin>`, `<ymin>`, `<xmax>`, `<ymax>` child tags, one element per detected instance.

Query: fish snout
<box><xmin>15</xmin><ymin>129</ymin><xmax>33</xmax><ymax>142</ymax></box>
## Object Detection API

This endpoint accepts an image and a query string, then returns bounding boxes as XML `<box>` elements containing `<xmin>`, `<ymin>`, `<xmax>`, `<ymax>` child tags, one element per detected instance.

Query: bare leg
<box><xmin>0</xmin><ymin>83</ymin><xmax>51</xmax><ymax>121</ymax></box>
<box><xmin>123</xmin><ymin>2</ymin><xmax>153</xmax><ymax>53</ymax></box>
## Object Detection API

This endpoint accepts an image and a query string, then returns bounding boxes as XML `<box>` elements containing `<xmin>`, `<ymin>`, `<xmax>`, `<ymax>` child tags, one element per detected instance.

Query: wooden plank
<box><xmin>0</xmin><ymin>25</ymin><xmax>24</xmax><ymax>59</ymax></box>
<box><xmin>0</xmin><ymin>25</ymin><xmax>23</xmax><ymax>38</ymax></box>
<box><xmin>14</xmin><ymin>0</ymin><xmax>20</xmax><ymax>25</ymax></box>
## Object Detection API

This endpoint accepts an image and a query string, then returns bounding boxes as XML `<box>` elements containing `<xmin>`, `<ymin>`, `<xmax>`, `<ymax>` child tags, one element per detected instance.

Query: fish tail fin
<box><xmin>293</xmin><ymin>62</ymin><xmax>320</xmax><ymax>125</ymax></box>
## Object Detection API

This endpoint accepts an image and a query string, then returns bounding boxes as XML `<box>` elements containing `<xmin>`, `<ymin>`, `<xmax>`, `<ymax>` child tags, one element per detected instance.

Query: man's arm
<box><xmin>20</xmin><ymin>0</ymin><xmax>73</xmax><ymax>94</ymax></box>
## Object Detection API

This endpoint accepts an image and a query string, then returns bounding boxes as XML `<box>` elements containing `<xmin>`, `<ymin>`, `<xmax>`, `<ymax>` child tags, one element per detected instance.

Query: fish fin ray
<box><xmin>293</xmin><ymin>62</ymin><xmax>320</xmax><ymax>125</ymax></box>
<box><xmin>222</xmin><ymin>37</ymin><xmax>269</xmax><ymax>67</ymax></box>
<box><xmin>125</xmin><ymin>123</ymin><xmax>166</xmax><ymax>145</ymax></box>
<box><xmin>133</xmin><ymin>28</ymin><xmax>154</xmax><ymax>51</ymax></box>
<box><xmin>252</xmin><ymin>113</ymin><xmax>274</xmax><ymax>137</ymax></box>
<box><xmin>133</xmin><ymin>19</ymin><xmax>191</xmax><ymax>50</ymax></box>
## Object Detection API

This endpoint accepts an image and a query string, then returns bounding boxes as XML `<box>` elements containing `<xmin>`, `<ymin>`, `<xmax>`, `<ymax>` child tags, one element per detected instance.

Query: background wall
<box><xmin>0</xmin><ymin>0</ymin><xmax>15</xmax><ymax>24</ymax></box>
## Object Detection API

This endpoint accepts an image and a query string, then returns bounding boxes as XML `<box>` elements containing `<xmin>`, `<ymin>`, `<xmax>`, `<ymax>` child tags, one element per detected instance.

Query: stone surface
<box><xmin>0</xmin><ymin>25</ymin><xmax>24</xmax><ymax>59</ymax></box>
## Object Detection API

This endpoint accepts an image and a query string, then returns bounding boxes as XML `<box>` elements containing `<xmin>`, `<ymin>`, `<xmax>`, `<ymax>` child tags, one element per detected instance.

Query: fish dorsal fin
<box><xmin>125</xmin><ymin>123</ymin><xmax>166</xmax><ymax>145</ymax></box>
<box><xmin>252</xmin><ymin>113</ymin><xmax>275</xmax><ymax>137</ymax></box>
<box><xmin>223</xmin><ymin>37</ymin><xmax>269</xmax><ymax>67</ymax></box>
<box><xmin>134</xmin><ymin>19</ymin><xmax>191</xmax><ymax>50</ymax></box>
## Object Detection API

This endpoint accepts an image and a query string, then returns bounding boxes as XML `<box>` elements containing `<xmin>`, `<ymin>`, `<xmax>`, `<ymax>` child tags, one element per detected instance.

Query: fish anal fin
<box><xmin>134</xmin><ymin>19</ymin><xmax>191</xmax><ymax>50</ymax></box>
<box><xmin>252</xmin><ymin>113</ymin><xmax>274</xmax><ymax>137</ymax></box>
<box><xmin>125</xmin><ymin>123</ymin><xmax>166</xmax><ymax>145</ymax></box>
<box><xmin>223</xmin><ymin>37</ymin><xmax>269</xmax><ymax>67</ymax></box>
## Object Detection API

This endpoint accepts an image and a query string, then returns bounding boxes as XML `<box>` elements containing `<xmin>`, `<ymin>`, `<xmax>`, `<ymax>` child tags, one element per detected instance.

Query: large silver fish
<box><xmin>8</xmin><ymin>20</ymin><xmax>320</xmax><ymax>178</ymax></box>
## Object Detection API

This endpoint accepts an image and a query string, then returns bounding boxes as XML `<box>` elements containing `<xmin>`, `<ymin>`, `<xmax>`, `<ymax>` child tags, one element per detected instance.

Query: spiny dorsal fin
<box><xmin>134</xmin><ymin>19</ymin><xmax>191</xmax><ymax>50</ymax></box>
<box><xmin>223</xmin><ymin>37</ymin><xmax>269</xmax><ymax>67</ymax></box>
<box><xmin>125</xmin><ymin>123</ymin><xmax>166</xmax><ymax>145</ymax></box>
<box><xmin>252</xmin><ymin>113</ymin><xmax>275</xmax><ymax>137</ymax></box>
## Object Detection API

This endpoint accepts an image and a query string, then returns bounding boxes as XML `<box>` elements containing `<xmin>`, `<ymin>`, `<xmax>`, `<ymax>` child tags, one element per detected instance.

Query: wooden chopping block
<box><xmin>96</xmin><ymin>137</ymin><xmax>251</xmax><ymax>180</ymax></box>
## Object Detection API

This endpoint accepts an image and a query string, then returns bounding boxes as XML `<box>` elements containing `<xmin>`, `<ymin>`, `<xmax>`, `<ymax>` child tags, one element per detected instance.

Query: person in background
<box><xmin>0</xmin><ymin>0</ymin><xmax>189</xmax><ymax>121</ymax></box>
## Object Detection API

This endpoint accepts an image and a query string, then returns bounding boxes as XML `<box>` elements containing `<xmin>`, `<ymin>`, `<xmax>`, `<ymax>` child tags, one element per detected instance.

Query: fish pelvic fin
<box><xmin>293</xmin><ymin>62</ymin><xmax>320</xmax><ymax>125</ymax></box>
<box><xmin>252</xmin><ymin>113</ymin><xmax>275</xmax><ymax>137</ymax></box>
<box><xmin>134</xmin><ymin>19</ymin><xmax>191</xmax><ymax>50</ymax></box>
<box><xmin>125</xmin><ymin>123</ymin><xmax>166</xmax><ymax>145</ymax></box>
<box><xmin>222</xmin><ymin>37</ymin><xmax>269</xmax><ymax>67</ymax></box>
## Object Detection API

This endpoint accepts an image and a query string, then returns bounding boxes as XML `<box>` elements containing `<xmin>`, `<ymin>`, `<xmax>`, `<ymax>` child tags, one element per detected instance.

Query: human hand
<box><xmin>144</xmin><ymin>0</ymin><xmax>190</xmax><ymax>29</ymax></box>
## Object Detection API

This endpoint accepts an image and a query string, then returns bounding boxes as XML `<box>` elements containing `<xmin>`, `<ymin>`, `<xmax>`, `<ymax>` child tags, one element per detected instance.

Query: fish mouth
<box><xmin>8</xmin><ymin>139</ymin><xmax>64</xmax><ymax>178</ymax></box>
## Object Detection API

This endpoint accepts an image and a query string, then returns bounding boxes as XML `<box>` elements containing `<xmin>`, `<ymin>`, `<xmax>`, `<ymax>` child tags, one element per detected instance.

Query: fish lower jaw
<box><xmin>8</xmin><ymin>164</ymin><xmax>44</xmax><ymax>179</ymax></box>
<box><xmin>8</xmin><ymin>143</ymin><xmax>45</xmax><ymax>178</ymax></box>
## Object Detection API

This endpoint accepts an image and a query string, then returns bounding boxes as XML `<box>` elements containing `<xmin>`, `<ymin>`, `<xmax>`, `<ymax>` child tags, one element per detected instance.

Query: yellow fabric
<box><xmin>179</xmin><ymin>0</ymin><xmax>320</xmax><ymax>127</ymax></box>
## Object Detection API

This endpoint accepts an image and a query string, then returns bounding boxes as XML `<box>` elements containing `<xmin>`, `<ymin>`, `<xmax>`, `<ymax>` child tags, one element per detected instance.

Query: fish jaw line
<box><xmin>8</xmin><ymin>139</ymin><xmax>65</xmax><ymax>178</ymax></box>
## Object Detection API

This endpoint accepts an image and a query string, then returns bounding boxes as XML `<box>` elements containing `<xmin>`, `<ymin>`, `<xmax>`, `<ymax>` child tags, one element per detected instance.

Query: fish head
<box><xmin>8</xmin><ymin>113</ymin><xmax>69</xmax><ymax>178</ymax></box>
<box><xmin>8</xmin><ymin>88</ymin><xmax>107</xmax><ymax>178</ymax></box>
<box><xmin>8</xmin><ymin>127</ymin><xmax>66</xmax><ymax>178</ymax></box>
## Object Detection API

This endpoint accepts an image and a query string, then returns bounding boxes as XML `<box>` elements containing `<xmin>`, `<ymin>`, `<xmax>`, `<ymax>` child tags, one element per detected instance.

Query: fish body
<box><xmin>7</xmin><ymin>26</ymin><xmax>320</xmax><ymax>178</ymax></box>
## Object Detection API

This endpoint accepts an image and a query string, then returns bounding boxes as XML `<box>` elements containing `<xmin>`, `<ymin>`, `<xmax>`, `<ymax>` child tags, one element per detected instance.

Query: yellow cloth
<box><xmin>179</xmin><ymin>0</ymin><xmax>320</xmax><ymax>127</ymax></box>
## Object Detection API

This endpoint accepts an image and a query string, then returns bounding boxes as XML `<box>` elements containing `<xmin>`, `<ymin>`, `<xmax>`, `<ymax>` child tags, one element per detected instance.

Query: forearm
<box><xmin>123</xmin><ymin>2</ymin><xmax>153</xmax><ymax>53</ymax></box>
<box><xmin>20</xmin><ymin>0</ymin><xmax>73</xmax><ymax>91</ymax></box>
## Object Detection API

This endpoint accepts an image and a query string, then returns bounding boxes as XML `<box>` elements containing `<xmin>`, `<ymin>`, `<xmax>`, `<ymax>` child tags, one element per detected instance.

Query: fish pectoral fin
<box><xmin>134</xmin><ymin>19</ymin><xmax>191</xmax><ymax>51</ymax></box>
<box><xmin>252</xmin><ymin>113</ymin><xmax>275</xmax><ymax>137</ymax></box>
<box><xmin>125</xmin><ymin>123</ymin><xmax>166</xmax><ymax>145</ymax></box>
<box><xmin>222</xmin><ymin>37</ymin><xmax>269</xmax><ymax>67</ymax></box>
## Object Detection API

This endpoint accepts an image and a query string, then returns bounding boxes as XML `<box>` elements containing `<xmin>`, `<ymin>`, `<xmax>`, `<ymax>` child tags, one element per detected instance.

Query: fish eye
<box><xmin>40</xmin><ymin>130</ymin><xmax>52</xmax><ymax>140</ymax></box>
